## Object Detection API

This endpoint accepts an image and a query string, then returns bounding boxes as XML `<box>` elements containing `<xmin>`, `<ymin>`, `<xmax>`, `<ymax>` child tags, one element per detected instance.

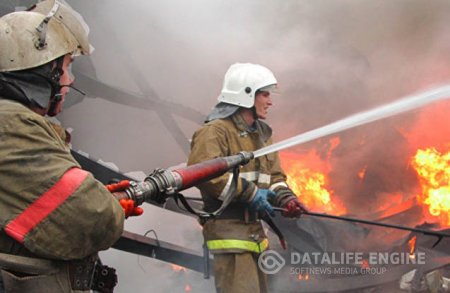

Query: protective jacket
<box><xmin>187</xmin><ymin>112</ymin><xmax>290</xmax><ymax>254</ymax></box>
<box><xmin>0</xmin><ymin>99</ymin><xmax>124</xmax><ymax>292</ymax></box>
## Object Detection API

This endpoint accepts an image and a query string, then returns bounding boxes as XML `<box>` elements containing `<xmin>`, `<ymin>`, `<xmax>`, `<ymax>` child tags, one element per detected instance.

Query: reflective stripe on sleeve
<box><xmin>257</xmin><ymin>173</ymin><xmax>271</xmax><ymax>184</ymax></box>
<box><xmin>5</xmin><ymin>168</ymin><xmax>89</xmax><ymax>244</ymax></box>
<box><xmin>239</xmin><ymin>172</ymin><xmax>271</xmax><ymax>184</ymax></box>
<box><xmin>269</xmin><ymin>181</ymin><xmax>288</xmax><ymax>191</ymax></box>
<box><xmin>207</xmin><ymin>238</ymin><xmax>269</xmax><ymax>253</ymax></box>
<box><xmin>218</xmin><ymin>173</ymin><xmax>233</xmax><ymax>200</ymax></box>
<box><xmin>239</xmin><ymin>171</ymin><xmax>258</xmax><ymax>181</ymax></box>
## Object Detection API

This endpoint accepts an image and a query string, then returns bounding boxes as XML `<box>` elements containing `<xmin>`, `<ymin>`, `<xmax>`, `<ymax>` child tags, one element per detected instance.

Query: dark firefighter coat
<box><xmin>187</xmin><ymin>112</ymin><xmax>290</xmax><ymax>254</ymax></box>
<box><xmin>0</xmin><ymin>99</ymin><xmax>124</xmax><ymax>260</ymax></box>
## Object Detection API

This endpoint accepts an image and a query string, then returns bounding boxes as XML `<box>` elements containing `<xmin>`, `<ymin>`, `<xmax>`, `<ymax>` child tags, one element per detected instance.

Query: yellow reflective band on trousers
<box><xmin>207</xmin><ymin>238</ymin><xmax>269</xmax><ymax>253</ymax></box>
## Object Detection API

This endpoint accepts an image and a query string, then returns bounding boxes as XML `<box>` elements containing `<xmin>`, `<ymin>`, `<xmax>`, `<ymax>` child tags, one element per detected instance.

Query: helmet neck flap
<box><xmin>0</xmin><ymin>56</ymin><xmax>64</xmax><ymax>116</ymax></box>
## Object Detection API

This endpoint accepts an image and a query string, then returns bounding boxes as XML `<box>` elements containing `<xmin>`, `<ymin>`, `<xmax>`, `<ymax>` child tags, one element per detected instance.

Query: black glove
<box><xmin>282</xmin><ymin>198</ymin><xmax>308</xmax><ymax>218</ymax></box>
<box><xmin>274</xmin><ymin>187</ymin><xmax>308</xmax><ymax>218</ymax></box>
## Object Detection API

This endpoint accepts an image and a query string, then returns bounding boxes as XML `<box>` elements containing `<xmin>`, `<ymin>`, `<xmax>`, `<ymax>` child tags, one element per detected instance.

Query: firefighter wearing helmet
<box><xmin>188</xmin><ymin>63</ymin><xmax>308</xmax><ymax>292</ymax></box>
<box><xmin>0</xmin><ymin>1</ymin><xmax>141</xmax><ymax>292</ymax></box>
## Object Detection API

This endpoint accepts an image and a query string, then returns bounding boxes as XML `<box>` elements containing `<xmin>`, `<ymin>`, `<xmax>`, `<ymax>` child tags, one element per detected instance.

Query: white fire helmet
<box><xmin>0</xmin><ymin>0</ymin><xmax>92</xmax><ymax>73</ymax></box>
<box><xmin>218</xmin><ymin>63</ymin><xmax>277</xmax><ymax>108</ymax></box>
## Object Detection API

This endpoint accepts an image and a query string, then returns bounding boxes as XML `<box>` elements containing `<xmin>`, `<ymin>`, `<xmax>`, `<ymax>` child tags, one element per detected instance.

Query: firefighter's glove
<box><xmin>282</xmin><ymin>198</ymin><xmax>308</xmax><ymax>218</ymax></box>
<box><xmin>119</xmin><ymin>199</ymin><xmax>144</xmax><ymax>219</ymax></box>
<box><xmin>249</xmin><ymin>189</ymin><xmax>276</xmax><ymax>217</ymax></box>
<box><xmin>105</xmin><ymin>180</ymin><xmax>130</xmax><ymax>193</ymax></box>
<box><xmin>105</xmin><ymin>180</ymin><xmax>144</xmax><ymax>218</ymax></box>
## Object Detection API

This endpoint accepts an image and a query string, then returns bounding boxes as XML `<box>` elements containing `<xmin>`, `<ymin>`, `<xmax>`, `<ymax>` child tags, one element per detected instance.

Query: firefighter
<box><xmin>188</xmin><ymin>63</ymin><xmax>308</xmax><ymax>292</ymax></box>
<box><xmin>0</xmin><ymin>1</ymin><xmax>141</xmax><ymax>292</ymax></box>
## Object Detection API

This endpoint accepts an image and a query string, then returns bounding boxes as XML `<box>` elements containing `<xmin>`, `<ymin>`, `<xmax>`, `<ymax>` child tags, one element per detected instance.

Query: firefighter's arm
<box><xmin>5</xmin><ymin>169</ymin><xmax>126</xmax><ymax>260</ymax></box>
<box><xmin>2</xmin><ymin>114</ymin><xmax>125</xmax><ymax>260</ymax></box>
<box><xmin>188</xmin><ymin>125</ymin><xmax>255</xmax><ymax>202</ymax></box>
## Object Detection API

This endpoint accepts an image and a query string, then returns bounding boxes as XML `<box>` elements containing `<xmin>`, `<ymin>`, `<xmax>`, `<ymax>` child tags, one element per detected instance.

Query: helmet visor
<box><xmin>258</xmin><ymin>84</ymin><xmax>280</xmax><ymax>96</ymax></box>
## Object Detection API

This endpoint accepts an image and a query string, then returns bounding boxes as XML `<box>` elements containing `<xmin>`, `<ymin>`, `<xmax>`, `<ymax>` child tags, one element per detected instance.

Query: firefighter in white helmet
<box><xmin>0</xmin><ymin>1</ymin><xmax>142</xmax><ymax>292</ymax></box>
<box><xmin>188</xmin><ymin>63</ymin><xmax>308</xmax><ymax>292</ymax></box>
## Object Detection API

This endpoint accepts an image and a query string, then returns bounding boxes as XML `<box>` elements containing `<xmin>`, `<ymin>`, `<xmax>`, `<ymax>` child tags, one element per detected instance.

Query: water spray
<box><xmin>254</xmin><ymin>84</ymin><xmax>450</xmax><ymax>158</ymax></box>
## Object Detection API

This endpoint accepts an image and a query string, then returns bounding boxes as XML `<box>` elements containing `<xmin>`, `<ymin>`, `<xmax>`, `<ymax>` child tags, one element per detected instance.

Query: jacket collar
<box><xmin>231</xmin><ymin>112</ymin><xmax>272</xmax><ymax>142</ymax></box>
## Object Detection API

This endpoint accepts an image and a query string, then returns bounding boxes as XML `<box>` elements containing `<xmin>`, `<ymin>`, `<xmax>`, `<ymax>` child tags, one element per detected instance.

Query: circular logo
<box><xmin>258</xmin><ymin>250</ymin><xmax>285</xmax><ymax>274</ymax></box>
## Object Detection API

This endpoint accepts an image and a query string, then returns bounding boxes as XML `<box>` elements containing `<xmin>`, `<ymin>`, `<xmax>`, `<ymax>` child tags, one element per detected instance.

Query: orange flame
<box><xmin>408</xmin><ymin>236</ymin><xmax>417</xmax><ymax>257</ymax></box>
<box><xmin>411</xmin><ymin>147</ymin><xmax>450</xmax><ymax>226</ymax></box>
<box><xmin>326</xmin><ymin>137</ymin><xmax>341</xmax><ymax>160</ymax></box>
<box><xmin>361</xmin><ymin>259</ymin><xmax>370</xmax><ymax>269</ymax></box>
<box><xmin>171</xmin><ymin>264</ymin><xmax>187</xmax><ymax>272</ymax></box>
<box><xmin>281</xmin><ymin>148</ymin><xmax>346</xmax><ymax>215</ymax></box>
<box><xmin>358</xmin><ymin>166</ymin><xmax>367</xmax><ymax>180</ymax></box>
<box><xmin>298</xmin><ymin>273</ymin><xmax>310</xmax><ymax>281</ymax></box>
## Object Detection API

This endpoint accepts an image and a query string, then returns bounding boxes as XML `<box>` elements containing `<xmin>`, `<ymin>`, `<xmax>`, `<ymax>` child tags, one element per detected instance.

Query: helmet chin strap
<box><xmin>251</xmin><ymin>106</ymin><xmax>258</xmax><ymax>120</ymax></box>
<box><xmin>251</xmin><ymin>90</ymin><xmax>260</xmax><ymax>121</ymax></box>
<box><xmin>46</xmin><ymin>56</ymin><xmax>65</xmax><ymax>116</ymax></box>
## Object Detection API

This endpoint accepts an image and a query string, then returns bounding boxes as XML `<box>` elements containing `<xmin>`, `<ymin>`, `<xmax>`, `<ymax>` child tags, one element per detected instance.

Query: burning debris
<box><xmin>408</xmin><ymin>236</ymin><xmax>417</xmax><ymax>260</ymax></box>
<box><xmin>412</xmin><ymin>147</ymin><xmax>450</xmax><ymax>227</ymax></box>
<box><xmin>281</xmin><ymin>143</ymin><xmax>449</xmax><ymax>229</ymax></box>
<box><xmin>272</xmin><ymin>100</ymin><xmax>450</xmax><ymax>292</ymax></box>
<box><xmin>281</xmin><ymin>150</ymin><xmax>346</xmax><ymax>215</ymax></box>
<box><xmin>169</xmin><ymin>264</ymin><xmax>195</xmax><ymax>292</ymax></box>
<box><xmin>171</xmin><ymin>264</ymin><xmax>187</xmax><ymax>272</ymax></box>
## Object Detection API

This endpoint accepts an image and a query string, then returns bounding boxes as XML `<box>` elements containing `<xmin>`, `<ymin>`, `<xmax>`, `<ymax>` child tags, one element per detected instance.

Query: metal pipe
<box><xmin>273</xmin><ymin>207</ymin><xmax>450</xmax><ymax>239</ymax></box>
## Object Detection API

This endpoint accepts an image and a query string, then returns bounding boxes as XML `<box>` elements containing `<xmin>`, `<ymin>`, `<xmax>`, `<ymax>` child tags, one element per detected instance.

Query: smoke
<box><xmin>60</xmin><ymin>0</ymin><xmax>450</xmax><ymax>171</ymax></box>
<box><xmin>2</xmin><ymin>0</ymin><xmax>448</xmax><ymax>291</ymax></box>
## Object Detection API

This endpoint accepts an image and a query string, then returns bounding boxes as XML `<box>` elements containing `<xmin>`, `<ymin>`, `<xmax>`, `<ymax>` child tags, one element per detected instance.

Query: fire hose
<box><xmin>111</xmin><ymin>151</ymin><xmax>253</xmax><ymax>210</ymax></box>
<box><xmin>109</xmin><ymin>151</ymin><xmax>253</xmax><ymax>279</ymax></box>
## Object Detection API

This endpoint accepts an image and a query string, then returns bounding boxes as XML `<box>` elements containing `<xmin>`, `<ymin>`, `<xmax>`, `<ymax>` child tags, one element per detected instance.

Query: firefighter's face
<box><xmin>53</xmin><ymin>54</ymin><xmax>75</xmax><ymax>115</ymax></box>
<box><xmin>254</xmin><ymin>91</ymin><xmax>273</xmax><ymax>119</ymax></box>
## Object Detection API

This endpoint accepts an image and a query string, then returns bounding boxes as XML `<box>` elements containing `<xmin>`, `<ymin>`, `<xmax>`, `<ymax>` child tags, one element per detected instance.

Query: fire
<box><xmin>411</xmin><ymin>147</ymin><xmax>450</xmax><ymax>226</ymax></box>
<box><xmin>185</xmin><ymin>284</ymin><xmax>192</xmax><ymax>292</ymax></box>
<box><xmin>408</xmin><ymin>236</ymin><xmax>417</xmax><ymax>259</ymax></box>
<box><xmin>358</xmin><ymin>166</ymin><xmax>367</xmax><ymax>180</ymax></box>
<box><xmin>298</xmin><ymin>273</ymin><xmax>310</xmax><ymax>281</ymax></box>
<box><xmin>326</xmin><ymin>137</ymin><xmax>340</xmax><ymax>160</ymax></box>
<box><xmin>281</xmin><ymin>147</ymin><xmax>347</xmax><ymax>215</ymax></box>
<box><xmin>171</xmin><ymin>264</ymin><xmax>186</xmax><ymax>272</ymax></box>
<box><xmin>361</xmin><ymin>259</ymin><xmax>369</xmax><ymax>269</ymax></box>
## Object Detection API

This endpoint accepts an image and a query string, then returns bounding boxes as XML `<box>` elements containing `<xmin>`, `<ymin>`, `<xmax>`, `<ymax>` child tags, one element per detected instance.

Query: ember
<box><xmin>408</xmin><ymin>236</ymin><xmax>417</xmax><ymax>260</ymax></box>
<box><xmin>361</xmin><ymin>259</ymin><xmax>370</xmax><ymax>269</ymax></box>
<box><xmin>298</xmin><ymin>273</ymin><xmax>310</xmax><ymax>281</ymax></box>
<box><xmin>357</xmin><ymin>166</ymin><xmax>367</xmax><ymax>180</ymax></box>
<box><xmin>171</xmin><ymin>264</ymin><xmax>186</xmax><ymax>272</ymax></box>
